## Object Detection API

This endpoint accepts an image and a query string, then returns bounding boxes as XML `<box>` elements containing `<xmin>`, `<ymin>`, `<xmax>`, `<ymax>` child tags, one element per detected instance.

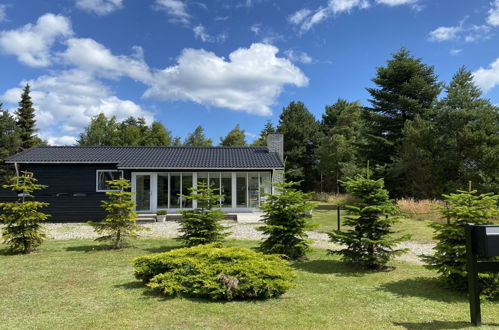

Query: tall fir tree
<box><xmin>184</xmin><ymin>125</ymin><xmax>213</xmax><ymax>146</ymax></box>
<box><xmin>362</xmin><ymin>48</ymin><xmax>441</xmax><ymax>195</ymax></box>
<box><xmin>317</xmin><ymin>99</ymin><xmax>362</xmax><ymax>192</ymax></box>
<box><xmin>0</xmin><ymin>108</ymin><xmax>21</xmax><ymax>183</ymax></box>
<box><xmin>434</xmin><ymin>67</ymin><xmax>499</xmax><ymax>194</ymax></box>
<box><xmin>251</xmin><ymin>120</ymin><xmax>276</xmax><ymax>146</ymax></box>
<box><xmin>219</xmin><ymin>124</ymin><xmax>247</xmax><ymax>146</ymax></box>
<box><xmin>15</xmin><ymin>84</ymin><xmax>43</xmax><ymax>150</ymax></box>
<box><xmin>277</xmin><ymin>101</ymin><xmax>321</xmax><ymax>191</ymax></box>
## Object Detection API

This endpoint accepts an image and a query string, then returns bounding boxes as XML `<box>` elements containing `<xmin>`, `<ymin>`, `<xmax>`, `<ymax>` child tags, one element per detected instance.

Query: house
<box><xmin>1</xmin><ymin>134</ymin><xmax>284</xmax><ymax>222</ymax></box>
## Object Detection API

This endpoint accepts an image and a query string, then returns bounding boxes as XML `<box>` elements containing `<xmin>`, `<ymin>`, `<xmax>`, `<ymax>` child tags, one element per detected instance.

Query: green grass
<box><xmin>311</xmin><ymin>202</ymin><xmax>436</xmax><ymax>243</ymax></box>
<box><xmin>1</xmin><ymin>239</ymin><xmax>498</xmax><ymax>329</ymax></box>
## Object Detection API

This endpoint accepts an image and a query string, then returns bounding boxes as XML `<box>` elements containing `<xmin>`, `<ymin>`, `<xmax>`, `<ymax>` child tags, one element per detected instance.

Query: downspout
<box><xmin>14</xmin><ymin>162</ymin><xmax>19</xmax><ymax>177</ymax></box>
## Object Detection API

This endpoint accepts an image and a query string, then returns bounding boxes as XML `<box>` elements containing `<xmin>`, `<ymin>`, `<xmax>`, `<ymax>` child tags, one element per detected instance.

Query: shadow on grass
<box><xmin>142</xmin><ymin>245</ymin><xmax>180</xmax><ymax>254</ymax></box>
<box><xmin>394</xmin><ymin>320</ymin><xmax>499</xmax><ymax>329</ymax></box>
<box><xmin>65</xmin><ymin>244</ymin><xmax>116</xmax><ymax>252</ymax></box>
<box><xmin>379</xmin><ymin>277</ymin><xmax>466</xmax><ymax>303</ymax></box>
<box><xmin>293</xmin><ymin>259</ymin><xmax>369</xmax><ymax>277</ymax></box>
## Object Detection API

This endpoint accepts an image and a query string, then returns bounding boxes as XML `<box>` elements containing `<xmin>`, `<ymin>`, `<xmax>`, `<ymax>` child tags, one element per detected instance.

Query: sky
<box><xmin>0</xmin><ymin>0</ymin><xmax>498</xmax><ymax>145</ymax></box>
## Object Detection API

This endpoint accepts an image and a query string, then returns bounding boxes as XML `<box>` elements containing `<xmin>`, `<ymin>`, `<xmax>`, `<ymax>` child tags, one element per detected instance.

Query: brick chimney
<box><xmin>266</xmin><ymin>133</ymin><xmax>283</xmax><ymax>162</ymax></box>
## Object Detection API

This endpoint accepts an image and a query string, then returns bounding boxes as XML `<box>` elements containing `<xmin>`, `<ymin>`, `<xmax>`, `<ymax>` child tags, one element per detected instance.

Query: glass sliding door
<box><xmin>197</xmin><ymin>172</ymin><xmax>208</xmax><ymax>209</ymax></box>
<box><xmin>236</xmin><ymin>173</ymin><xmax>247</xmax><ymax>208</ymax></box>
<box><xmin>248</xmin><ymin>173</ymin><xmax>259</xmax><ymax>208</ymax></box>
<box><xmin>157</xmin><ymin>173</ymin><xmax>168</xmax><ymax>209</ymax></box>
<box><xmin>182</xmin><ymin>173</ymin><xmax>193</xmax><ymax>208</ymax></box>
<box><xmin>135</xmin><ymin>174</ymin><xmax>151</xmax><ymax>211</ymax></box>
<box><xmin>170</xmin><ymin>173</ymin><xmax>181</xmax><ymax>209</ymax></box>
<box><xmin>221</xmin><ymin>173</ymin><xmax>232</xmax><ymax>207</ymax></box>
<box><xmin>259</xmin><ymin>172</ymin><xmax>272</xmax><ymax>205</ymax></box>
<box><xmin>209</xmin><ymin>172</ymin><xmax>221</xmax><ymax>207</ymax></box>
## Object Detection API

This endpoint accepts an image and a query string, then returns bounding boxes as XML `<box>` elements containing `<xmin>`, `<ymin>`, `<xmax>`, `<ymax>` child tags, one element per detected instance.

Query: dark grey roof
<box><xmin>5</xmin><ymin>146</ymin><xmax>284</xmax><ymax>169</ymax></box>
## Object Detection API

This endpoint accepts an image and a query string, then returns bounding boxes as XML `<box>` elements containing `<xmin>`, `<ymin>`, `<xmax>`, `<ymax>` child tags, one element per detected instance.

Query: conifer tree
<box><xmin>183</xmin><ymin>125</ymin><xmax>213</xmax><ymax>146</ymax></box>
<box><xmin>329</xmin><ymin>173</ymin><xmax>409</xmax><ymax>270</ymax></box>
<box><xmin>251</xmin><ymin>120</ymin><xmax>276</xmax><ymax>146</ymax></box>
<box><xmin>89</xmin><ymin>179</ymin><xmax>146</xmax><ymax>249</ymax></box>
<box><xmin>178</xmin><ymin>182</ymin><xmax>228</xmax><ymax>246</ymax></box>
<box><xmin>0</xmin><ymin>108</ymin><xmax>21</xmax><ymax>183</ymax></box>
<box><xmin>0</xmin><ymin>171</ymin><xmax>49</xmax><ymax>254</ymax></box>
<box><xmin>422</xmin><ymin>188</ymin><xmax>499</xmax><ymax>298</ymax></box>
<box><xmin>15</xmin><ymin>84</ymin><xmax>42</xmax><ymax>150</ymax></box>
<box><xmin>258</xmin><ymin>181</ymin><xmax>316</xmax><ymax>260</ymax></box>
<box><xmin>219</xmin><ymin>124</ymin><xmax>247</xmax><ymax>146</ymax></box>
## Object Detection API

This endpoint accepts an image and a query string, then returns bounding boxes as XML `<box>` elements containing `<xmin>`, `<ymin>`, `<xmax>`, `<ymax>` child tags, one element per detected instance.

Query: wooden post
<box><xmin>465</xmin><ymin>224</ymin><xmax>481</xmax><ymax>326</ymax></box>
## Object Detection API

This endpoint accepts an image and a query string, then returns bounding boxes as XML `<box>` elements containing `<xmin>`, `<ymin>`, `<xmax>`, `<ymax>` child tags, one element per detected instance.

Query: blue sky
<box><xmin>0</xmin><ymin>0</ymin><xmax>498</xmax><ymax>145</ymax></box>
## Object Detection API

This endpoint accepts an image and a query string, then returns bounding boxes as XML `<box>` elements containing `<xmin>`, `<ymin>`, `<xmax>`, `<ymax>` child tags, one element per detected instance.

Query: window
<box><xmin>96</xmin><ymin>170</ymin><xmax>123</xmax><ymax>192</ymax></box>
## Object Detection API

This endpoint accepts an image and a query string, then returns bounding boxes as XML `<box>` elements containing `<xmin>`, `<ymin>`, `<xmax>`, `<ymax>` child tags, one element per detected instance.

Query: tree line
<box><xmin>1</xmin><ymin>48</ymin><xmax>498</xmax><ymax>198</ymax></box>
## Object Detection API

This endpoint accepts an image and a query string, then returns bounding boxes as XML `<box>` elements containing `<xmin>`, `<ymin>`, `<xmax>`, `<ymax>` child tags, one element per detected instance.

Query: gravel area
<box><xmin>41</xmin><ymin>222</ymin><xmax>434</xmax><ymax>264</ymax></box>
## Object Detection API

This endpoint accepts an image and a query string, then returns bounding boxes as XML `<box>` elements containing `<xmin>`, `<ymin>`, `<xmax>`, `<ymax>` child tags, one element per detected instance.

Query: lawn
<box><xmin>311</xmin><ymin>202</ymin><xmax>436</xmax><ymax>243</ymax></box>
<box><xmin>1</xmin><ymin>239</ymin><xmax>498</xmax><ymax>329</ymax></box>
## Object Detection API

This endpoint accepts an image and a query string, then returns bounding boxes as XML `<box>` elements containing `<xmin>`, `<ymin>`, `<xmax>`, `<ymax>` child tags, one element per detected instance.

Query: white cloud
<box><xmin>154</xmin><ymin>0</ymin><xmax>190</xmax><ymax>24</ymax></box>
<box><xmin>464</xmin><ymin>25</ymin><xmax>492</xmax><ymax>42</ymax></box>
<box><xmin>75</xmin><ymin>0</ymin><xmax>123</xmax><ymax>15</ymax></box>
<box><xmin>192</xmin><ymin>25</ymin><xmax>227</xmax><ymax>43</ymax></box>
<box><xmin>428</xmin><ymin>26</ymin><xmax>461</xmax><ymax>42</ymax></box>
<box><xmin>284</xmin><ymin>50</ymin><xmax>313</xmax><ymax>64</ymax></box>
<box><xmin>288</xmin><ymin>9</ymin><xmax>312</xmax><ymax>25</ymax></box>
<box><xmin>329</xmin><ymin>0</ymin><xmax>370</xmax><ymax>14</ymax></box>
<box><xmin>0</xmin><ymin>13</ymin><xmax>72</xmax><ymax>67</ymax></box>
<box><xmin>2</xmin><ymin>70</ymin><xmax>153</xmax><ymax>145</ymax></box>
<box><xmin>376</xmin><ymin>0</ymin><xmax>416</xmax><ymax>6</ymax></box>
<box><xmin>473</xmin><ymin>58</ymin><xmax>499</xmax><ymax>93</ymax></box>
<box><xmin>60</xmin><ymin>38</ymin><xmax>152</xmax><ymax>83</ymax></box>
<box><xmin>487</xmin><ymin>0</ymin><xmax>499</xmax><ymax>26</ymax></box>
<box><xmin>0</xmin><ymin>4</ymin><xmax>7</xmax><ymax>22</ymax></box>
<box><xmin>143</xmin><ymin>43</ymin><xmax>308</xmax><ymax>116</ymax></box>
<box><xmin>449</xmin><ymin>48</ymin><xmax>462</xmax><ymax>56</ymax></box>
<box><xmin>250</xmin><ymin>23</ymin><xmax>261</xmax><ymax>35</ymax></box>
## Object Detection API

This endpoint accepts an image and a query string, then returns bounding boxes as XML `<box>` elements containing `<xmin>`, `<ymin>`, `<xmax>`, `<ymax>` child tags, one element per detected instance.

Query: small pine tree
<box><xmin>329</xmin><ymin>175</ymin><xmax>409</xmax><ymax>270</ymax></box>
<box><xmin>15</xmin><ymin>84</ymin><xmax>39</xmax><ymax>150</ymax></box>
<box><xmin>89</xmin><ymin>179</ymin><xmax>146</xmax><ymax>249</ymax></box>
<box><xmin>0</xmin><ymin>171</ymin><xmax>49</xmax><ymax>254</ymax></box>
<box><xmin>258</xmin><ymin>181</ymin><xmax>316</xmax><ymax>260</ymax></box>
<box><xmin>421</xmin><ymin>187</ymin><xmax>499</xmax><ymax>298</ymax></box>
<box><xmin>178</xmin><ymin>182</ymin><xmax>229</xmax><ymax>246</ymax></box>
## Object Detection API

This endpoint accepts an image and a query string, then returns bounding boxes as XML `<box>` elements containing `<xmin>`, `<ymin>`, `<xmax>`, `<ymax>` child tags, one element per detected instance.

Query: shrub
<box><xmin>133</xmin><ymin>244</ymin><xmax>295</xmax><ymax>300</ymax></box>
<box><xmin>329</xmin><ymin>175</ymin><xmax>410</xmax><ymax>270</ymax></box>
<box><xmin>178</xmin><ymin>182</ymin><xmax>228</xmax><ymax>247</ymax></box>
<box><xmin>421</xmin><ymin>188</ymin><xmax>499</xmax><ymax>298</ymax></box>
<box><xmin>0</xmin><ymin>171</ymin><xmax>50</xmax><ymax>254</ymax></box>
<box><xmin>156</xmin><ymin>210</ymin><xmax>167</xmax><ymax>215</ymax></box>
<box><xmin>258</xmin><ymin>181</ymin><xmax>316</xmax><ymax>260</ymax></box>
<box><xmin>88</xmin><ymin>179</ymin><xmax>147</xmax><ymax>249</ymax></box>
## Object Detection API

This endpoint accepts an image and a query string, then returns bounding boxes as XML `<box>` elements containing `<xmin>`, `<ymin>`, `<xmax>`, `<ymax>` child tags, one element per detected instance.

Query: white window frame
<box><xmin>96</xmin><ymin>170</ymin><xmax>124</xmax><ymax>192</ymax></box>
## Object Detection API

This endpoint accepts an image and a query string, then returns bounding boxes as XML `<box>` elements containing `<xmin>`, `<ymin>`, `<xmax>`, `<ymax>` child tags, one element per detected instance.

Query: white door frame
<box><xmin>131</xmin><ymin>172</ymin><xmax>157</xmax><ymax>213</ymax></box>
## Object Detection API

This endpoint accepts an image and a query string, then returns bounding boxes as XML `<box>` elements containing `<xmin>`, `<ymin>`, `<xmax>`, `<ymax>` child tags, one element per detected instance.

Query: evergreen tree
<box><xmin>251</xmin><ymin>120</ymin><xmax>276</xmax><ymax>146</ymax></box>
<box><xmin>277</xmin><ymin>101</ymin><xmax>321</xmax><ymax>191</ymax></box>
<box><xmin>0</xmin><ymin>108</ymin><xmax>21</xmax><ymax>183</ymax></box>
<box><xmin>219</xmin><ymin>124</ymin><xmax>247</xmax><ymax>146</ymax></box>
<box><xmin>317</xmin><ymin>99</ymin><xmax>362</xmax><ymax>192</ymax></box>
<box><xmin>88</xmin><ymin>179</ymin><xmax>146</xmax><ymax>249</ymax></box>
<box><xmin>434</xmin><ymin>67</ymin><xmax>499</xmax><ymax>194</ymax></box>
<box><xmin>143</xmin><ymin>121</ymin><xmax>173</xmax><ymax>146</ymax></box>
<box><xmin>362</xmin><ymin>48</ymin><xmax>441</xmax><ymax>194</ymax></box>
<box><xmin>178</xmin><ymin>182</ymin><xmax>228</xmax><ymax>246</ymax></box>
<box><xmin>0</xmin><ymin>171</ymin><xmax>50</xmax><ymax>254</ymax></box>
<box><xmin>184</xmin><ymin>125</ymin><xmax>213</xmax><ymax>146</ymax></box>
<box><xmin>329</xmin><ymin>174</ymin><xmax>409</xmax><ymax>270</ymax></box>
<box><xmin>422</xmin><ymin>188</ymin><xmax>499</xmax><ymax>298</ymax></box>
<box><xmin>77</xmin><ymin>113</ymin><xmax>120</xmax><ymax>146</ymax></box>
<box><xmin>15</xmin><ymin>84</ymin><xmax>43</xmax><ymax>150</ymax></box>
<box><xmin>258</xmin><ymin>181</ymin><xmax>316</xmax><ymax>260</ymax></box>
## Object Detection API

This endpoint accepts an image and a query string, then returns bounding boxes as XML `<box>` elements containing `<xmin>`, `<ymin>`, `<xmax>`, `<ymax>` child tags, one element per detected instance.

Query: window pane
<box><xmin>170</xmin><ymin>173</ymin><xmax>181</xmax><ymax>209</ymax></box>
<box><xmin>157</xmin><ymin>174</ymin><xmax>168</xmax><ymax>209</ymax></box>
<box><xmin>182</xmin><ymin>173</ymin><xmax>193</xmax><ymax>208</ymax></box>
<box><xmin>236</xmin><ymin>173</ymin><xmax>247</xmax><ymax>208</ymax></box>
<box><xmin>260</xmin><ymin>172</ymin><xmax>272</xmax><ymax>205</ymax></box>
<box><xmin>248</xmin><ymin>173</ymin><xmax>259</xmax><ymax>208</ymax></box>
<box><xmin>221</xmin><ymin>173</ymin><xmax>232</xmax><ymax>207</ymax></box>
<box><xmin>98</xmin><ymin>171</ymin><xmax>121</xmax><ymax>191</ymax></box>
<box><xmin>209</xmin><ymin>172</ymin><xmax>221</xmax><ymax>207</ymax></box>
<box><xmin>136</xmin><ymin>175</ymin><xmax>150</xmax><ymax>211</ymax></box>
<box><xmin>197</xmin><ymin>172</ymin><xmax>208</xmax><ymax>209</ymax></box>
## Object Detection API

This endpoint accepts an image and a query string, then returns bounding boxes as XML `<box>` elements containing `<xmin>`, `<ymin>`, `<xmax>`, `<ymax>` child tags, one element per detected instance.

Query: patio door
<box><xmin>132</xmin><ymin>173</ymin><xmax>154</xmax><ymax>212</ymax></box>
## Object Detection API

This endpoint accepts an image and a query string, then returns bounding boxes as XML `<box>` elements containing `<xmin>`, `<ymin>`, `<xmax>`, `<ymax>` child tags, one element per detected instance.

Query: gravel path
<box><xmin>43</xmin><ymin>222</ymin><xmax>434</xmax><ymax>264</ymax></box>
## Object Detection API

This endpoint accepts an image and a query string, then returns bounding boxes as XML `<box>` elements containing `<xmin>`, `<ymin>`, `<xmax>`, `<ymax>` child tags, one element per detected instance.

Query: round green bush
<box><xmin>133</xmin><ymin>244</ymin><xmax>295</xmax><ymax>300</ymax></box>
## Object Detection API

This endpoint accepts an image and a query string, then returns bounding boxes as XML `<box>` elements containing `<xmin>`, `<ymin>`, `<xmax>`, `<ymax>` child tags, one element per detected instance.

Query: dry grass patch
<box><xmin>397</xmin><ymin>198</ymin><xmax>445</xmax><ymax>222</ymax></box>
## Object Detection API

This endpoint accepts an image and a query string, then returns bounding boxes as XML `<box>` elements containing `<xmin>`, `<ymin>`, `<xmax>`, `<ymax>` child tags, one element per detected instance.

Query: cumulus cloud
<box><xmin>143</xmin><ymin>43</ymin><xmax>308</xmax><ymax>116</ymax></box>
<box><xmin>75</xmin><ymin>0</ymin><xmax>123</xmax><ymax>15</ymax></box>
<box><xmin>428</xmin><ymin>23</ymin><xmax>491</xmax><ymax>43</ymax></box>
<box><xmin>428</xmin><ymin>26</ymin><xmax>461</xmax><ymax>42</ymax></box>
<box><xmin>284</xmin><ymin>50</ymin><xmax>313</xmax><ymax>64</ymax></box>
<box><xmin>488</xmin><ymin>0</ymin><xmax>499</xmax><ymax>26</ymax></box>
<box><xmin>473</xmin><ymin>58</ymin><xmax>499</xmax><ymax>93</ymax></box>
<box><xmin>154</xmin><ymin>0</ymin><xmax>190</xmax><ymax>24</ymax></box>
<box><xmin>2</xmin><ymin>70</ymin><xmax>153</xmax><ymax>145</ymax></box>
<box><xmin>60</xmin><ymin>38</ymin><xmax>152</xmax><ymax>83</ymax></box>
<box><xmin>0</xmin><ymin>13</ymin><xmax>72</xmax><ymax>67</ymax></box>
<box><xmin>192</xmin><ymin>25</ymin><xmax>227</xmax><ymax>43</ymax></box>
